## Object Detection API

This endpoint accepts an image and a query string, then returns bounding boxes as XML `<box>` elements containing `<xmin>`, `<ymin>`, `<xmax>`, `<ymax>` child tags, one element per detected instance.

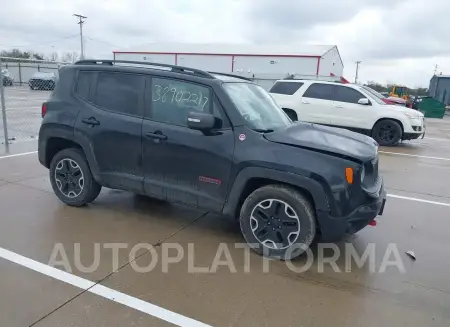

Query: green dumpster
<box><xmin>416</xmin><ymin>97</ymin><xmax>446</xmax><ymax>119</ymax></box>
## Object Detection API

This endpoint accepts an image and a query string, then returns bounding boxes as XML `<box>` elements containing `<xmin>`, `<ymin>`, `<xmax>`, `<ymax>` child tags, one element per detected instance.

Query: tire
<box><xmin>372</xmin><ymin>119</ymin><xmax>402</xmax><ymax>146</ymax></box>
<box><xmin>239</xmin><ymin>185</ymin><xmax>316</xmax><ymax>260</ymax></box>
<box><xmin>49</xmin><ymin>148</ymin><xmax>102</xmax><ymax>207</ymax></box>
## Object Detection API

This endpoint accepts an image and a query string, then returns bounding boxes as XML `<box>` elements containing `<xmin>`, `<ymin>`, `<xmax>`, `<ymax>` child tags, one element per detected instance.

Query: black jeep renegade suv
<box><xmin>38</xmin><ymin>59</ymin><xmax>386</xmax><ymax>260</ymax></box>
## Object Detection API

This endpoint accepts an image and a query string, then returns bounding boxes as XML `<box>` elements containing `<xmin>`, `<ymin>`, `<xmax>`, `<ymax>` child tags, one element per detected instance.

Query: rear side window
<box><xmin>303</xmin><ymin>83</ymin><xmax>335</xmax><ymax>100</ymax></box>
<box><xmin>270</xmin><ymin>82</ymin><xmax>304</xmax><ymax>95</ymax></box>
<box><xmin>94</xmin><ymin>72</ymin><xmax>143</xmax><ymax>116</ymax></box>
<box><xmin>75</xmin><ymin>71</ymin><xmax>95</xmax><ymax>101</ymax></box>
<box><xmin>335</xmin><ymin>86</ymin><xmax>366</xmax><ymax>104</ymax></box>
<box><xmin>150</xmin><ymin>77</ymin><xmax>212</xmax><ymax>127</ymax></box>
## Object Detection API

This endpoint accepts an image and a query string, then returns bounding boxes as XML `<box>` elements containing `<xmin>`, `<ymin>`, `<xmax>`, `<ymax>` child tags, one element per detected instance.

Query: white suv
<box><xmin>269</xmin><ymin>80</ymin><xmax>425</xmax><ymax>146</ymax></box>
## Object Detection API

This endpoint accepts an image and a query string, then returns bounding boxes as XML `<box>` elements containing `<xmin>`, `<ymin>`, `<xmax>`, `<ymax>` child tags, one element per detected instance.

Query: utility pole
<box><xmin>434</xmin><ymin>64</ymin><xmax>439</xmax><ymax>75</ymax></box>
<box><xmin>355</xmin><ymin>61</ymin><xmax>361</xmax><ymax>84</ymax></box>
<box><xmin>73</xmin><ymin>14</ymin><xmax>87</xmax><ymax>59</ymax></box>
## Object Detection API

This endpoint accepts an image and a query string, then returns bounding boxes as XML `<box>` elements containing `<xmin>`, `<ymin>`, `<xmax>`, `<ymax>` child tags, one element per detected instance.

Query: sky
<box><xmin>0</xmin><ymin>0</ymin><xmax>447</xmax><ymax>88</ymax></box>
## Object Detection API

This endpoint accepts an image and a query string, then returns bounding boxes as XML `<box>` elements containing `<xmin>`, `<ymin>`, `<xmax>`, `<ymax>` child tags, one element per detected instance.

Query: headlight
<box><xmin>403</xmin><ymin>112</ymin><xmax>421</xmax><ymax>119</ymax></box>
<box><xmin>360</xmin><ymin>165</ymin><xmax>365</xmax><ymax>183</ymax></box>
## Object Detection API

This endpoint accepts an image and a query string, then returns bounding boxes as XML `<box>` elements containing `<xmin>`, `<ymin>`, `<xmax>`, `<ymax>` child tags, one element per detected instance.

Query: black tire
<box><xmin>372</xmin><ymin>119</ymin><xmax>402</xmax><ymax>146</ymax></box>
<box><xmin>239</xmin><ymin>185</ymin><xmax>316</xmax><ymax>260</ymax></box>
<box><xmin>49</xmin><ymin>148</ymin><xmax>102</xmax><ymax>207</ymax></box>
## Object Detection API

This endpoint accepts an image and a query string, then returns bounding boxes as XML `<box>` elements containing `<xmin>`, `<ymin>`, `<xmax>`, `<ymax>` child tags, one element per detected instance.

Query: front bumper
<box><xmin>316</xmin><ymin>183</ymin><xmax>387</xmax><ymax>242</ymax></box>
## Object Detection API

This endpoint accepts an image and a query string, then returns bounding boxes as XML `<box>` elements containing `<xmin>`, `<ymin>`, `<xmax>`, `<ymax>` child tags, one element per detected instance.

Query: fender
<box><xmin>38</xmin><ymin>123</ymin><xmax>102</xmax><ymax>183</ymax></box>
<box><xmin>222</xmin><ymin>166</ymin><xmax>329</xmax><ymax>218</ymax></box>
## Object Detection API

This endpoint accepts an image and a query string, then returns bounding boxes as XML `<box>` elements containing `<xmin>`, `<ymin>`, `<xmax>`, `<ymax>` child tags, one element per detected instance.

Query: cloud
<box><xmin>0</xmin><ymin>0</ymin><xmax>446</xmax><ymax>86</ymax></box>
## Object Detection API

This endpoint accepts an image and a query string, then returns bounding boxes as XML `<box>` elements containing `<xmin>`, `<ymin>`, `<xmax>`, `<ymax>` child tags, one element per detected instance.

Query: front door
<box><xmin>332</xmin><ymin>85</ymin><xmax>372</xmax><ymax>131</ymax></box>
<box><xmin>73</xmin><ymin>70</ymin><xmax>145</xmax><ymax>192</ymax></box>
<box><xmin>142</xmin><ymin>76</ymin><xmax>234</xmax><ymax>212</ymax></box>
<box><xmin>300</xmin><ymin>83</ymin><xmax>335</xmax><ymax>124</ymax></box>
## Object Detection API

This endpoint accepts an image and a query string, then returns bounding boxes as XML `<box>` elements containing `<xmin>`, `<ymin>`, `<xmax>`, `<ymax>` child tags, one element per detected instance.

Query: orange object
<box><xmin>345</xmin><ymin>167</ymin><xmax>354</xmax><ymax>184</ymax></box>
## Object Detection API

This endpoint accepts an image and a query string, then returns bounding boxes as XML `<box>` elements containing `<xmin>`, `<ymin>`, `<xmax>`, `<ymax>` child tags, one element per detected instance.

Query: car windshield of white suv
<box><xmin>358</xmin><ymin>86</ymin><xmax>386</xmax><ymax>105</ymax></box>
<box><xmin>223</xmin><ymin>82</ymin><xmax>291</xmax><ymax>132</ymax></box>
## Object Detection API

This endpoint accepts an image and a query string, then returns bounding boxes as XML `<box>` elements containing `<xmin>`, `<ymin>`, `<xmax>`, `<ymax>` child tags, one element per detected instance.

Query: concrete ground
<box><xmin>0</xmin><ymin>86</ymin><xmax>49</xmax><ymax>143</ymax></box>
<box><xmin>1</xmin><ymin>118</ymin><xmax>450</xmax><ymax>327</ymax></box>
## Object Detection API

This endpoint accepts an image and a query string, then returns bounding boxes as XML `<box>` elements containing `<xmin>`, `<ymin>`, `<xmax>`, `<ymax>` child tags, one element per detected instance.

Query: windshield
<box><xmin>358</xmin><ymin>86</ymin><xmax>387</xmax><ymax>105</ymax></box>
<box><xmin>223</xmin><ymin>83</ymin><xmax>291</xmax><ymax>131</ymax></box>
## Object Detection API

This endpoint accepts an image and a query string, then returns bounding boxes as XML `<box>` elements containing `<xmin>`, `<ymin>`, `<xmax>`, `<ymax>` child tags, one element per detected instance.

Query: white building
<box><xmin>113</xmin><ymin>43</ymin><xmax>345</xmax><ymax>89</ymax></box>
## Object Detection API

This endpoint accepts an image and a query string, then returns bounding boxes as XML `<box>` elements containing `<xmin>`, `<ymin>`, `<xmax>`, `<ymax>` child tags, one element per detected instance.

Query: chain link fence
<box><xmin>1</xmin><ymin>57</ymin><xmax>69</xmax><ymax>150</ymax></box>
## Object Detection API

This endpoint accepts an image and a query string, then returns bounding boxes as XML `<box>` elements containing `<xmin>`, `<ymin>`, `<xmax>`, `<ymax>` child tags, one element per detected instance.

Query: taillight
<box><xmin>41</xmin><ymin>102</ymin><xmax>47</xmax><ymax>118</ymax></box>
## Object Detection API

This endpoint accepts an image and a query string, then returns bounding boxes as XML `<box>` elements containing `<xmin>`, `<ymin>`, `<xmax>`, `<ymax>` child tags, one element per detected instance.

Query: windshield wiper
<box><xmin>253</xmin><ymin>128</ymin><xmax>274</xmax><ymax>133</ymax></box>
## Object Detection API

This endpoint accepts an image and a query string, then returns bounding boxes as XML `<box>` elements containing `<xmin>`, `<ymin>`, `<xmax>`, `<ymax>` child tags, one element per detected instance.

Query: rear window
<box><xmin>75</xmin><ymin>71</ymin><xmax>95</xmax><ymax>101</ymax></box>
<box><xmin>270</xmin><ymin>81</ymin><xmax>304</xmax><ymax>95</ymax></box>
<box><xmin>302</xmin><ymin>83</ymin><xmax>335</xmax><ymax>101</ymax></box>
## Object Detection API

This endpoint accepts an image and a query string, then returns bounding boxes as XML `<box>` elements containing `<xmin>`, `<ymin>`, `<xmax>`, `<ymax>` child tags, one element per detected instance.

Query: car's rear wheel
<box><xmin>239</xmin><ymin>185</ymin><xmax>316</xmax><ymax>260</ymax></box>
<box><xmin>372</xmin><ymin>120</ymin><xmax>402</xmax><ymax>146</ymax></box>
<box><xmin>49</xmin><ymin>148</ymin><xmax>102</xmax><ymax>207</ymax></box>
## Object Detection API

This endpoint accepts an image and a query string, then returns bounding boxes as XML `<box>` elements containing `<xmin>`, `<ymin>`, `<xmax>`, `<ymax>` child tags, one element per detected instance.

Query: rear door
<box><xmin>332</xmin><ymin>85</ymin><xmax>372</xmax><ymax>130</ymax></box>
<box><xmin>73</xmin><ymin>70</ymin><xmax>145</xmax><ymax>192</ymax></box>
<box><xmin>299</xmin><ymin>83</ymin><xmax>335</xmax><ymax>124</ymax></box>
<box><xmin>141</xmin><ymin>76</ymin><xmax>234</xmax><ymax>211</ymax></box>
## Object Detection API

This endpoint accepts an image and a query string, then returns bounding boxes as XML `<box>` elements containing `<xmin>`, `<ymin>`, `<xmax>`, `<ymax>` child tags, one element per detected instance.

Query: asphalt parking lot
<box><xmin>1</xmin><ymin>109</ymin><xmax>450</xmax><ymax>326</ymax></box>
<box><xmin>0</xmin><ymin>86</ymin><xmax>49</xmax><ymax>143</ymax></box>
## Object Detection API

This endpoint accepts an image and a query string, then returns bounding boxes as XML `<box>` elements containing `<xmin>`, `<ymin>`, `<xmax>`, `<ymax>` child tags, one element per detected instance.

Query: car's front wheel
<box><xmin>239</xmin><ymin>185</ymin><xmax>316</xmax><ymax>260</ymax></box>
<box><xmin>372</xmin><ymin>119</ymin><xmax>402</xmax><ymax>146</ymax></box>
<box><xmin>49</xmin><ymin>148</ymin><xmax>102</xmax><ymax>207</ymax></box>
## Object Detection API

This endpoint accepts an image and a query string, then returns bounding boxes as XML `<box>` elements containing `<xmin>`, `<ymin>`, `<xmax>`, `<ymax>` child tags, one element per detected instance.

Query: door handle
<box><xmin>302</xmin><ymin>100</ymin><xmax>310</xmax><ymax>104</ymax></box>
<box><xmin>334</xmin><ymin>105</ymin><xmax>343</xmax><ymax>108</ymax></box>
<box><xmin>146</xmin><ymin>132</ymin><xmax>168</xmax><ymax>141</ymax></box>
<box><xmin>82</xmin><ymin>117</ymin><xmax>100</xmax><ymax>126</ymax></box>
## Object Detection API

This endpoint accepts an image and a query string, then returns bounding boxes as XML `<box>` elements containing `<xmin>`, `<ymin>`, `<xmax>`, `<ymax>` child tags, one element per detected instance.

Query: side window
<box><xmin>75</xmin><ymin>71</ymin><xmax>95</xmax><ymax>101</ymax></box>
<box><xmin>269</xmin><ymin>82</ymin><xmax>304</xmax><ymax>95</ymax></box>
<box><xmin>335</xmin><ymin>86</ymin><xmax>366</xmax><ymax>104</ymax></box>
<box><xmin>302</xmin><ymin>83</ymin><xmax>335</xmax><ymax>100</ymax></box>
<box><xmin>150</xmin><ymin>78</ymin><xmax>212</xmax><ymax>127</ymax></box>
<box><xmin>94</xmin><ymin>72</ymin><xmax>143</xmax><ymax>116</ymax></box>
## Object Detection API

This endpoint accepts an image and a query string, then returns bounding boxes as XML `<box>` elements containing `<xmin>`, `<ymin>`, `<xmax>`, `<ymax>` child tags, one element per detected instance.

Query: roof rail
<box><xmin>282</xmin><ymin>76</ymin><xmax>344</xmax><ymax>83</ymax></box>
<box><xmin>73</xmin><ymin>59</ymin><xmax>215</xmax><ymax>79</ymax></box>
<box><xmin>208</xmin><ymin>71</ymin><xmax>253</xmax><ymax>81</ymax></box>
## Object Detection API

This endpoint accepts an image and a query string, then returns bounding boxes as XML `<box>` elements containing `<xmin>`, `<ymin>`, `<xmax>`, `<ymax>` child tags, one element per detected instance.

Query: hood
<box><xmin>385</xmin><ymin>105</ymin><xmax>424</xmax><ymax>117</ymax></box>
<box><xmin>264</xmin><ymin>122</ymin><xmax>377</xmax><ymax>162</ymax></box>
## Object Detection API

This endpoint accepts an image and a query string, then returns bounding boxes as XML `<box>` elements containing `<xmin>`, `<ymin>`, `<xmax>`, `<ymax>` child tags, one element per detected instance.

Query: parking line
<box><xmin>379</xmin><ymin>151</ymin><xmax>450</xmax><ymax>161</ymax></box>
<box><xmin>0</xmin><ymin>247</ymin><xmax>213</xmax><ymax>327</ymax></box>
<box><xmin>0</xmin><ymin>151</ymin><xmax>38</xmax><ymax>159</ymax></box>
<box><xmin>387</xmin><ymin>194</ymin><xmax>450</xmax><ymax>207</ymax></box>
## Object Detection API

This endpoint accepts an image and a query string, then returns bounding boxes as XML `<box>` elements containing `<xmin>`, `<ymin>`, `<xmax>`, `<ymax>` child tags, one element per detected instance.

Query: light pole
<box><xmin>73</xmin><ymin>14</ymin><xmax>87</xmax><ymax>59</ymax></box>
<box><xmin>355</xmin><ymin>61</ymin><xmax>361</xmax><ymax>84</ymax></box>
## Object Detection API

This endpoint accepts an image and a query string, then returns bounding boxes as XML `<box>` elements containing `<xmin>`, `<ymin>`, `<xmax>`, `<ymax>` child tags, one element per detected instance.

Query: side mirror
<box><xmin>187</xmin><ymin>111</ymin><xmax>215</xmax><ymax>131</ymax></box>
<box><xmin>358</xmin><ymin>98</ymin><xmax>370</xmax><ymax>105</ymax></box>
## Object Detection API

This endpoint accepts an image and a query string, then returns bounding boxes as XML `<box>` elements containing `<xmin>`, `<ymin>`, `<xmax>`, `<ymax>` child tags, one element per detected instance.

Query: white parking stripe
<box><xmin>387</xmin><ymin>194</ymin><xmax>450</xmax><ymax>207</ymax></box>
<box><xmin>379</xmin><ymin>151</ymin><xmax>450</xmax><ymax>161</ymax></box>
<box><xmin>0</xmin><ymin>151</ymin><xmax>38</xmax><ymax>159</ymax></box>
<box><xmin>0</xmin><ymin>247</ymin><xmax>213</xmax><ymax>327</ymax></box>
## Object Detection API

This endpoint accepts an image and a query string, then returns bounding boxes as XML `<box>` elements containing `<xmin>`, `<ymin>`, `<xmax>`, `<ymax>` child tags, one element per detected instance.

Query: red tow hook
<box><xmin>368</xmin><ymin>220</ymin><xmax>377</xmax><ymax>226</ymax></box>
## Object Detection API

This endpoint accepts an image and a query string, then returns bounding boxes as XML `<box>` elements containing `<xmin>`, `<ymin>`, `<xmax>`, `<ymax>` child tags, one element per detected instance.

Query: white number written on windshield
<box><xmin>152</xmin><ymin>84</ymin><xmax>209</xmax><ymax>110</ymax></box>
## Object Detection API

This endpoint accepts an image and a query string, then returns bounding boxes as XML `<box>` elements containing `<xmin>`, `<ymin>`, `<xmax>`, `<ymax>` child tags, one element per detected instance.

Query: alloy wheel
<box><xmin>378</xmin><ymin>123</ymin><xmax>398</xmax><ymax>143</ymax></box>
<box><xmin>54</xmin><ymin>158</ymin><xmax>84</xmax><ymax>198</ymax></box>
<box><xmin>250</xmin><ymin>199</ymin><xmax>300</xmax><ymax>250</ymax></box>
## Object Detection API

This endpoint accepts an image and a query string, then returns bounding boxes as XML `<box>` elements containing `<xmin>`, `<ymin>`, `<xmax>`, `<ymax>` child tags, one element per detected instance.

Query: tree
<box><xmin>61</xmin><ymin>51</ymin><xmax>79</xmax><ymax>63</ymax></box>
<box><xmin>0</xmin><ymin>48</ymin><xmax>45</xmax><ymax>61</ymax></box>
